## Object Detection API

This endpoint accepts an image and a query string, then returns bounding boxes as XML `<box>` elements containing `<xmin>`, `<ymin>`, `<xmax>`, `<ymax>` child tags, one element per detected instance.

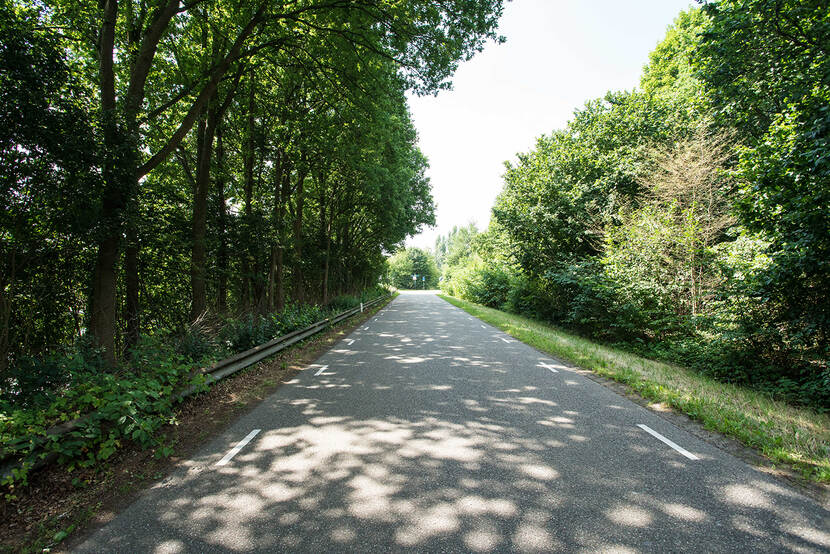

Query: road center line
<box><xmin>637</xmin><ymin>424</ymin><xmax>699</xmax><ymax>460</ymax></box>
<box><xmin>314</xmin><ymin>364</ymin><xmax>329</xmax><ymax>376</ymax></box>
<box><xmin>216</xmin><ymin>429</ymin><xmax>260</xmax><ymax>466</ymax></box>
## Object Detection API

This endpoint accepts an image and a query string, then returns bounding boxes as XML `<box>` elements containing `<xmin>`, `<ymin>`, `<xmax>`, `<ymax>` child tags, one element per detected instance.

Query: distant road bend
<box><xmin>78</xmin><ymin>291</ymin><xmax>830</xmax><ymax>553</ymax></box>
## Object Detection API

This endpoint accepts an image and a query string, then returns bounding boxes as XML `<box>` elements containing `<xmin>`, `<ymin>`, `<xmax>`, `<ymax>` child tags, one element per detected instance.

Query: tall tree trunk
<box><xmin>124</xmin><ymin>220</ymin><xmax>140</xmax><ymax>350</ymax></box>
<box><xmin>89</xmin><ymin>0</ymin><xmax>250</xmax><ymax>360</ymax></box>
<box><xmin>88</xmin><ymin>0</ymin><xmax>123</xmax><ymax>364</ymax></box>
<box><xmin>275</xmin><ymin>162</ymin><xmax>290</xmax><ymax>311</ymax></box>
<box><xmin>215</xmin><ymin>126</ymin><xmax>228</xmax><ymax>314</ymax></box>
<box><xmin>239</xmin><ymin>83</ymin><xmax>256</xmax><ymax>310</ymax></box>
<box><xmin>292</xmin><ymin>165</ymin><xmax>307</xmax><ymax>303</ymax></box>
<box><xmin>191</xmin><ymin>100</ymin><xmax>221</xmax><ymax>321</ymax></box>
<box><xmin>320</xmin><ymin>179</ymin><xmax>334</xmax><ymax>305</ymax></box>
<box><xmin>322</xmin><ymin>212</ymin><xmax>332</xmax><ymax>305</ymax></box>
<box><xmin>0</xmin><ymin>251</ymin><xmax>15</xmax><ymax>375</ymax></box>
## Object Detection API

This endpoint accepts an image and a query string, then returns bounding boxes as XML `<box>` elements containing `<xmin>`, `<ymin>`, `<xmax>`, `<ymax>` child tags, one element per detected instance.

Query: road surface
<box><xmin>77</xmin><ymin>291</ymin><xmax>830</xmax><ymax>553</ymax></box>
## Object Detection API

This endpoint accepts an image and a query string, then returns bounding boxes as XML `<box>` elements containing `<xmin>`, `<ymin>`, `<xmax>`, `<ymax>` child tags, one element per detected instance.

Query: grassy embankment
<box><xmin>439</xmin><ymin>294</ymin><xmax>830</xmax><ymax>484</ymax></box>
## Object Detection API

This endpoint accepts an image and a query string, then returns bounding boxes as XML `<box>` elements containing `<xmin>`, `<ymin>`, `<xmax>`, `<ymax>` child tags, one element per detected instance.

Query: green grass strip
<box><xmin>439</xmin><ymin>294</ymin><xmax>830</xmax><ymax>483</ymax></box>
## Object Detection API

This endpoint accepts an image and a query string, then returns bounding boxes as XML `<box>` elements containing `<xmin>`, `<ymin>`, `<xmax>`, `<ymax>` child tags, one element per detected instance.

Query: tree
<box><xmin>492</xmin><ymin>89</ymin><xmax>697</xmax><ymax>277</ymax></box>
<box><xmin>36</xmin><ymin>0</ymin><xmax>504</xmax><ymax>362</ymax></box>
<box><xmin>694</xmin><ymin>0</ymin><xmax>830</xmax><ymax>363</ymax></box>
<box><xmin>387</xmin><ymin>248</ymin><xmax>439</xmax><ymax>289</ymax></box>
<box><xmin>0</xmin><ymin>1</ymin><xmax>100</xmax><ymax>372</ymax></box>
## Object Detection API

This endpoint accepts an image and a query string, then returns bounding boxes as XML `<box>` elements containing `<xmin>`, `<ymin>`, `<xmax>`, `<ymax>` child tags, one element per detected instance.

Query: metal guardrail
<box><xmin>0</xmin><ymin>293</ymin><xmax>392</xmax><ymax>480</ymax></box>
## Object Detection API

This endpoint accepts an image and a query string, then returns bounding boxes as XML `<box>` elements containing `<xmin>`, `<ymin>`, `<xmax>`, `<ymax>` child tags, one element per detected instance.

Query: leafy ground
<box><xmin>440</xmin><ymin>294</ymin><xmax>830</xmax><ymax>488</ymax></box>
<box><xmin>0</xmin><ymin>297</ymin><xmax>394</xmax><ymax>554</ymax></box>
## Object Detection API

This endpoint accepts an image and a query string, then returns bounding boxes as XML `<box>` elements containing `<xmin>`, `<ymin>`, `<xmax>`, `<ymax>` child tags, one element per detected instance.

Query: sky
<box><xmin>405</xmin><ymin>0</ymin><xmax>695</xmax><ymax>250</ymax></box>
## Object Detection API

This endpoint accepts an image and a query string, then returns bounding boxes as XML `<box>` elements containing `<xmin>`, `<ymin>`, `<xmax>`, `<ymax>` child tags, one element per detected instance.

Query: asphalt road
<box><xmin>77</xmin><ymin>291</ymin><xmax>830</xmax><ymax>553</ymax></box>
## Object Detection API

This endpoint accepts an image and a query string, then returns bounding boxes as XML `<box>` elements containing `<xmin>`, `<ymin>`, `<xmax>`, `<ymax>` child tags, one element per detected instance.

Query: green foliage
<box><xmin>2</xmin><ymin>0</ymin><xmax>505</xmax><ymax>367</ymax></box>
<box><xmin>0</xmin><ymin>337</ymin><xmax>201</xmax><ymax>489</ymax></box>
<box><xmin>692</xmin><ymin>0</ymin><xmax>830</xmax><ymax>375</ymax></box>
<box><xmin>219</xmin><ymin>304</ymin><xmax>329</xmax><ymax>353</ymax></box>
<box><xmin>441</xmin><ymin>5</ymin><xmax>829</xmax><ymax>409</ymax></box>
<box><xmin>0</xmin><ymin>0</ymin><xmax>101</xmax><ymax>368</ymax></box>
<box><xmin>434</xmin><ymin>223</ymin><xmax>479</xmax><ymax>272</ymax></box>
<box><xmin>327</xmin><ymin>285</ymin><xmax>389</xmax><ymax>312</ymax></box>
<box><xmin>493</xmin><ymin>89</ymin><xmax>697</xmax><ymax>275</ymax></box>
<box><xmin>442</xmin><ymin>259</ymin><xmax>511</xmax><ymax>309</ymax></box>
<box><xmin>640</xmin><ymin>8</ymin><xmax>708</xmax><ymax>113</ymax></box>
<box><xmin>386</xmin><ymin>248</ymin><xmax>440</xmax><ymax>289</ymax></box>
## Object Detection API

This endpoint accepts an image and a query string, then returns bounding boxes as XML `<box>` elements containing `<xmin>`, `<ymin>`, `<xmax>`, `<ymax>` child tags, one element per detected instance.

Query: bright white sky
<box><xmin>406</xmin><ymin>0</ymin><xmax>695</xmax><ymax>250</ymax></box>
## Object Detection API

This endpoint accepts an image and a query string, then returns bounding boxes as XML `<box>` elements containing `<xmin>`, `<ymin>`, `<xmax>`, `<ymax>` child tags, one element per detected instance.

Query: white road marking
<box><xmin>538</xmin><ymin>362</ymin><xmax>559</xmax><ymax>373</ymax></box>
<box><xmin>216</xmin><ymin>429</ymin><xmax>260</xmax><ymax>466</ymax></box>
<box><xmin>500</xmin><ymin>337</ymin><xmax>510</xmax><ymax>343</ymax></box>
<box><xmin>345</xmin><ymin>339</ymin><xmax>355</xmax><ymax>346</ymax></box>
<box><xmin>637</xmin><ymin>424</ymin><xmax>699</xmax><ymax>460</ymax></box>
<box><xmin>480</xmin><ymin>325</ymin><xmax>486</xmax><ymax>329</ymax></box>
<box><xmin>314</xmin><ymin>364</ymin><xmax>329</xmax><ymax>376</ymax></box>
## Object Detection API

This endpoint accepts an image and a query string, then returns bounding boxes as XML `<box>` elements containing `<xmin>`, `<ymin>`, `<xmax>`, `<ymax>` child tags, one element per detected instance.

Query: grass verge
<box><xmin>439</xmin><ymin>294</ymin><xmax>830</xmax><ymax>484</ymax></box>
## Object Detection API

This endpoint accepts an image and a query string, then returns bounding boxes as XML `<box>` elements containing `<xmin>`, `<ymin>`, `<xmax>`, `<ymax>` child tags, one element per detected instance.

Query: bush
<box><xmin>505</xmin><ymin>272</ymin><xmax>548</xmax><ymax>320</ymax></box>
<box><xmin>1</xmin><ymin>336</ymin><xmax>202</xmax><ymax>489</ymax></box>
<box><xmin>442</xmin><ymin>260</ymin><xmax>512</xmax><ymax>309</ymax></box>
<box><xmin>0</xmin><ymin>339</ymin><xmax>107</xmax><ymax>410</ymax></box>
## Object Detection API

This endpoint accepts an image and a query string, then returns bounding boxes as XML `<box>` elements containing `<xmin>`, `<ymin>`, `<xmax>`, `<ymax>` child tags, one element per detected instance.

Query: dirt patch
<box><xmin>0</xmin><ymin>298</ymin><xmax>392</xmax><ymax>554</ymax></box>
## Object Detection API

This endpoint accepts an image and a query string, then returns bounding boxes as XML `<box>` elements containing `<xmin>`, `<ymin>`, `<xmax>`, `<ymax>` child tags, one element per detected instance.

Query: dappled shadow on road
<box><xmin>83</xmin><ymin>295</ymin><xmax>830</xmax><ymax>553</ymax></box>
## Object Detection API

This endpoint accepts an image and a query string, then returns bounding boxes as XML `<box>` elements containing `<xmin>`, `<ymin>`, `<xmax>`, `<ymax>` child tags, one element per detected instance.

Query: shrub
<box><xmin>1</xmin><ymin>337</ymin><xmax>202</xmax><ymax>489</ymax></box>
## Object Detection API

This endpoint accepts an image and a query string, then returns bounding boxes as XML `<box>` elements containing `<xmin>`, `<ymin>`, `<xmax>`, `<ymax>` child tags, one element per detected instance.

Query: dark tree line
<box><xmin>0</xmin><ymin>0</ymin><xmax>506</xmax><ymax>368</ymax></box>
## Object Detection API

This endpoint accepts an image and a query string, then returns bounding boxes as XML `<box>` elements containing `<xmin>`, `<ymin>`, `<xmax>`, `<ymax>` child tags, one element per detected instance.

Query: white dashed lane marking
<box><xmin>216</xmin><ymin>429</ymin><xmax>260</xmax><ymax>466</ymax></box>
<box><xmin>538</xmin><ymin>362</ymin><xmax>559</xmax><ymax>373</ymax></box>
<box><xmin>637</xmin><ymin>424</ymin><xmax>700</xmax><ymax>460</ymax></box>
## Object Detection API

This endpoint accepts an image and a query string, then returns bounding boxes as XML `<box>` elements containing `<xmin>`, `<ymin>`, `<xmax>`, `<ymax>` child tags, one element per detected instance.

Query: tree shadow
<box><xmin>78</xmin><ymin>294</ymin><xmax>830</xmax><ymax>553</ymax></box>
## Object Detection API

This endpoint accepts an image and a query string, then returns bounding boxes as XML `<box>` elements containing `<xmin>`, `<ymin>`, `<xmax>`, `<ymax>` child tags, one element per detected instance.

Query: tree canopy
<box><xmin>441</xmin><ymin>3</ymin><xmax>830</xmax><ymax>410</ymax></box>
<box><xmin>0</xmin><ymin>0</ymin><xmax>506</xmax><ymax>369</ymax></box>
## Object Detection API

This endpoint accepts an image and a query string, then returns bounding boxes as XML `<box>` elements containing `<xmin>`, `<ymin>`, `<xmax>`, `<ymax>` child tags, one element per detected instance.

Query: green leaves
<box><xmin>387</xmin><ymin>248</ymin><xmax>440</xmax><ymax>289</ymax></box>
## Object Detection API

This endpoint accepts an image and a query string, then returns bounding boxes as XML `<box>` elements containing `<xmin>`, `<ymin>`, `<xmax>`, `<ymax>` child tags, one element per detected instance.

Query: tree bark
<box><xmin>88</xmin><ymin>0</ymin><xmax>121</xmax><ymax>364</ymax></box>
<box><xmin>89</xmin><ymin>0</ymin><xmax>184</xmax><ymax>363</ymax></box>
<box><xmin>239</xmin><ymin>83</ymin><xmax>256</xmax><ymax>310</ymax></box>
<box><xmin>124</xmin><ymin>223</ymin><xmax>140</xmax><ymax>350</ymax></box>
<box><xmin>191</xmin><ymin>100</ymin><xmax>221</xmax><ymax>321</ymax></box>
<box><xmin>215</xmin><ymin>125</ymin><xmax>228</xmax><ymax>314</ymax></box>
<box><xmin>275</xmin><ymin>161</ymin><xmax>291</xmax><ymax>311</ymax></box>
<box><xmin>292</xmin><ymin>164</ymin><xmax>307</xmax><ymax>303</ymax></box>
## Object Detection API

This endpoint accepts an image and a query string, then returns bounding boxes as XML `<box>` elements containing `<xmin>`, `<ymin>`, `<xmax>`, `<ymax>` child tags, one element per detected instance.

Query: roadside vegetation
<box><xmin>0</xmin><ymin>296</ymin><xmax>394</xmax><ymax>553</ymax></box>
<box><xmin>1</xmin><ymin>0</ymin><xmax>505</xmax><ymax>502</ymax></box>
<box><xmin>434</xmin><ymin>2</ymin><xmax>830</xmax><ymax>417</ymax></box>
<box><xmin>386</xmin><ymin>248</ymin><xmax>440</xmax><ymax>290</ymax></box>
<box><xmin>441</xmin><ymin>294</ymin><xmax>830</xmax><ymax>483</ymax></box>
<box><xmin>0</xmin><ymin>287</ymin><xmax>387</xmax><ymax>496</ymax></box>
